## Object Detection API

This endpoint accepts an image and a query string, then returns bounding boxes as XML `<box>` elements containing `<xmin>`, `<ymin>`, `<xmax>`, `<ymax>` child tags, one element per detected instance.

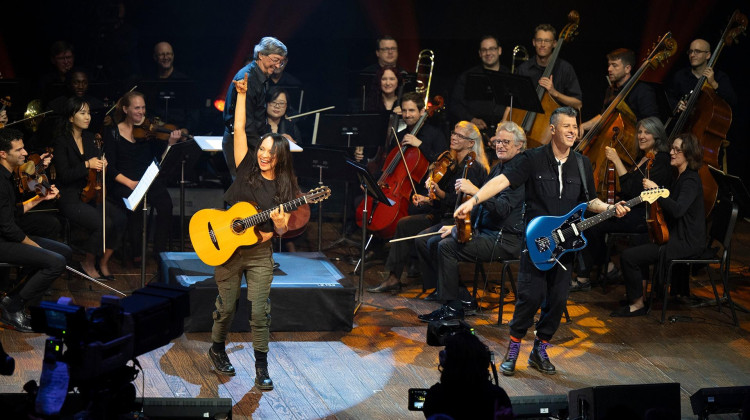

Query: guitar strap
<box><xmin>574</xmin><ymin>151</ymin><xmax>590</xmax><ymax>200</ymax></box>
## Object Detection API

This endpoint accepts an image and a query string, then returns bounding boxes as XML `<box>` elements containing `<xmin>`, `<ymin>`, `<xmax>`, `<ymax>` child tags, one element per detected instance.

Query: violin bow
<box><xmin>611</xmin><ymin>127</ymin><xmax>646</xmax><ymax>178</ymax></box>
<box><xmin>102</xmin><ymin>152</ymin><xmax>106</xmax><ymax>254</ymax></box>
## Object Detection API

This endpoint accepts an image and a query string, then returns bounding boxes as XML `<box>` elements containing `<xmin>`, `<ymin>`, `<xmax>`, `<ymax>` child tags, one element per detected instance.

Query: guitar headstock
<box><xmin>647</xmin><ymin>32</ymin><xmax>677</xmax><ymax>69</ymax></box>
<box><xmin>641</xmin><ymin>187</ymin><xmax>670</xmax><ymax>203</ymax></box>
<box><xmin>559</xmin><ymin>10</ymin><xmax>580</xmax><ymax>42</ymax></box>
<box><xmin>306</xmin><ymin>186</ymin><xmax>331</xmax><ymax>203</ymax></box>
<box><xmin>725</xmin><ymin>10</ymin><xmax>748</xmax><ymax>46</ymax></box>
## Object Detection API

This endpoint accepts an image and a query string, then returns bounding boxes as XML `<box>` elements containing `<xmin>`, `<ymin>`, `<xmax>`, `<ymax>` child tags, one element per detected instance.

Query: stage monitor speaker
<box><xmin>141</xmin><ymin>397</ymin><xmax>232</xmax><ymax>419</ymax></box>
<box><xmin>510</xmin><ymin>394</ymin><xmax>569</xmax><ymax>419</ymax></box>
<box><xmin>568</xmin><ymin>383</ymin><xmax>680</xmax><ymax>420</ymax></box>
<box><xmin>690</xmin><ymin>386</ymin><xmax>750</xmax><ymax>419</ymax></box>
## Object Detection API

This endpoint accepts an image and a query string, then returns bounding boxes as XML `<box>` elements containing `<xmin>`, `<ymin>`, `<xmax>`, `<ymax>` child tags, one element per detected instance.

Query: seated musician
<box><xmin>416</xmin><ymin>121</ymin><xmax>525</xmax><ymax>322</ymax></box>
<box><xmin>103</xmin><ymin>91</ymin><xmax>181</xmax><ymax>263</ymax></box>
<box><xmin>667</xmin><ymin>39</ymin><xmax>737</xmax><ymax>112</ymax></box>
<box><xmin>53</xmin><ymin>97</ymin><xmax>126</xmax><ymax>280</ymax></box>
<box><xmin>367</xmin><ymin>120</ymin><xmax>488</xmax><ymax>293</ymax></box>
<box><xmin>514</xmin><ymin>24</ymin><xmax>583</xmax><ymax>111</ymax></box>
<box><xmin>570</xmin><ymin>117</ymin><xmax>671</xmax><ymax>291</ymax></box>
<box><xmin>0</xmin><ymin>128</ymin><xmax>72</xmax><ymax>332</ymax></box>
<box><xmin>449</xmin><ymin>36</ymin><xmax>508</xmax><ymax>147</ymax></box>
<box><xmin>581</xmin><ymin>48</ymin><xmax>661</xmax><ymax>133</ymax></box>
<box><xmin>613</xmin><ymin>133</ymin><xmax>705</xmax><ymax>317</ymax></box>
<box><xmin>363</xmin><ymin>66</ymin><xmax>402</xmax><ymax>114</ymax></box>
<box><xmin>262</xmin><ymin>87</ymin><xmax>302</xmax><ymax>144</ymax></box>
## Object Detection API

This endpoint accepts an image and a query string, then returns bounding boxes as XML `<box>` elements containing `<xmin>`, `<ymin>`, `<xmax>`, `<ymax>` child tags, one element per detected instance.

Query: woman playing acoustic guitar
<box><xmin>207</xmin><ymin>72</ymin><xmax>300</xmax><ymax>391</ymax></box>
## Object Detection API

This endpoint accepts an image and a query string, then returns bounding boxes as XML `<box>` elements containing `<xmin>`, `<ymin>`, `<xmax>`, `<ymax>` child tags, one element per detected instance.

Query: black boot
<box><xmin>208</xmin><ymin>346</ymin><xmax>235</xmax><ymax>376</ymax></box>
<box><xmin>528</xmin><ymin>337</ymin><xmax>556</xmax><ymax>375</ymax></box>
<box><xmin>0</xmin><ymin>296</ymin><xmax>32</xmax><ymax>333</ymax></box>
<box><xmin>255</xmin><ymin>367</ymin><xmax>274</xmax><ymax>390</ymax></box>
<box><xmin>500</xmin><ymin>339</ymin><xmax>521</xmax><ymax>376</ymax></box>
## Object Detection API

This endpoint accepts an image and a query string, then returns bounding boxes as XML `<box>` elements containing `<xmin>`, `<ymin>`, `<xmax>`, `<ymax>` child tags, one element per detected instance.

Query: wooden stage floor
<box><xmin>2</xmin><ymin>218</ymin><xmax>750</xmax><ymax>419</ymax></box>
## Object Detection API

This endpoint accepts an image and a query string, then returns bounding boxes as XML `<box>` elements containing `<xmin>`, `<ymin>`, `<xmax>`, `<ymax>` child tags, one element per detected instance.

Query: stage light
<box><xmin>214</xmin><ymin>99</ymin><xmax>225</xmax><ymax>112</ymax></box>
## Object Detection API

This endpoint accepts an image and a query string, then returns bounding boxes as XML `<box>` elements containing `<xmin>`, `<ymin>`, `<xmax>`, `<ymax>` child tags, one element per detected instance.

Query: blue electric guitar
<box><xmin>526</xmin><ymin>188</ymin><xmax>669</xmax><ymax>271</ymax></box>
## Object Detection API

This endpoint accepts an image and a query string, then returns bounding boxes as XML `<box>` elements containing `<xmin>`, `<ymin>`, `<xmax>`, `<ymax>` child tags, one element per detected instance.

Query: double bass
<box><xmin>667</xmin><ymin>10</ymin><xmax>747</xmax><ymax>216</ymax></box>
<box><xmin>511</xmin><ymin>10</ymin><xmax>580</xmax><ymax>149</ymax></box>
<box><xmin>355</xmin><ymin>100</ymin><xmax>443</xmax><ymax>238</ymax></box>
<box><xmin>576</xmin><ymin>32</ymin><xmax>677</xmax><ymax>201</ymax></box>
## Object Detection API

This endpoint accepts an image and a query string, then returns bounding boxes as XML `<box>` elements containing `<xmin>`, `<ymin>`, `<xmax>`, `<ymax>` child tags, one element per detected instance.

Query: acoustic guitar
<box><xmin>189</xmin><ymin>186</ymin><xmax>331</xmax><ymax>266</ymax></box>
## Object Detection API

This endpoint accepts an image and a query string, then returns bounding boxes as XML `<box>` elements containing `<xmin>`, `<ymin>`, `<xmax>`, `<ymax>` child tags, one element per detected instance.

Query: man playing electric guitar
<box><xmin>455</xmin><ymin>107</ymin><xmax>628</xmax><ymax>376</ymax></box>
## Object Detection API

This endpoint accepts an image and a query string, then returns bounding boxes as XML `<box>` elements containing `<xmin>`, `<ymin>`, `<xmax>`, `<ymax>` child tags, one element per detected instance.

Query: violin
<box><xmin>454</xmin><ymin>152</ymin><xmax>476</xmax><ymax>243</ymax></box>
<box><xmin>645</xmin><ymin>152</ymin><xmax>669</xmax><ymax>244</ymax></box>
<box><xmin>428</xmin><ymin>149</ymin><xmax>458</xmax><ymax>200</ymax></box>
<box><xmin>132</xmin><ymin>117</ymin><xmax>190</xmax><ymax>142</ymax></box>
<box><xmin>16</xmin><ymin>153</ymin><xmax>53</xmax><ymax>197</ymax></box>
<box><xmin>80</xmin><ymin>135</ymin><xmax>104</xmax><ymax>204</ymax></box>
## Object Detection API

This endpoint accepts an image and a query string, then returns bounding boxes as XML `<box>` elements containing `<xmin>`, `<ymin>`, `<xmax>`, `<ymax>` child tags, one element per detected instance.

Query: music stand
<box><xmin>138</xmin><ymin>79</ymin><xmax>198</xmax><ymax>123</ymax></box>
<box><xmin>315</xmin><ymin>113</ymin><xmax>389</xmax><ymax>250</ymax></box>
<box><xmin>466</xmin><ymin>71</ymin><xmax>543</xmax><ymax>120</ymax></box>
<box><xmin>292</xmin><ymin>146</ymin><xmax>350</xmax><ymax>251</ymax></box>
<box><xmin>159</xmin><ymin>139</ymin><xmax>203</xmax><ymax>251</ymax></box>
<box><xmin>346</xmin><ymin>158</ymin><xmax>393</xmax><ymax>314</ymax></box>
<box><xmin>124</xmin><ymin>162</ymin><xmax>160</xmax><ymax>287</ymax></box>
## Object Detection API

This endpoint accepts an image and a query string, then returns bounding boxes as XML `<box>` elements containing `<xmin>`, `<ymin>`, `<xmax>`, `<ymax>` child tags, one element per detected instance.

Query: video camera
<box><xmin>26</xmin><ymin>283</ymin><xmax>190</xmax><ymax>417</ymax></box>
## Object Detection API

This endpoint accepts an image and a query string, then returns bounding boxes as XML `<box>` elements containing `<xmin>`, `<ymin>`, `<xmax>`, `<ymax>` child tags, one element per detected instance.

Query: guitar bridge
<box><xmin>535</xmin><ymin>237</ymin><xmax>550</xmax><ymax>253</ymax></box>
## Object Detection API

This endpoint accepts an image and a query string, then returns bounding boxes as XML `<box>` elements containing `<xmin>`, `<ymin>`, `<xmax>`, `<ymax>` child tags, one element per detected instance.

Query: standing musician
<box><xmin>53</xmin><ymin>97</ymin><xmax>126</xmax><ymax>280</ymax></box>
<box><xmin>570</xmin><ymin>117</ymin><xmax>671</xmax><ymax>291</ymax></box>
<box><xmin>208</xmin><ymin>73</ymin><xmax>299</xmax><ymax>391</ymax></box>
<box><xmin>103</xmin><ymin>91</ymin><xmax>181</xmax><ymax>263</ymax></box>
<box><xmin>514</xmin><ymin>24</ymin><xmax>583</xmax><ymax>111</ymax></box>
<box><xmin>614</xmin><ymin>133</ymin><xmax>705</xmax><ymax>317</ymax></box>
<box><xmin>416</xmin><ymin>122</ymin><xmax>526</xmax><ymax>322</ymax></box>
<box><xmin>455</xmin><ymin>107</ymin><xmax>628</xmax><ymax>376</ymax></box>
<box><xmin>0</xmin><ymin>128</ymin><xmax>72</xmax><ymax>332</ymax></box>
<box><xmin>581</xmin><ymin>49</ymin><xmax>661</xmax><ymax>133</ymax></box>
<box><xmin>450</xmin><ymin>36</ymin><xmax>508</xmax><ymax>141</ymax></box>
<box><xmin>222</xmin><ymin>37</ymin><xmax>287</xmax><ymax>178</ymax></box>
<box><xmin>367</xmin><ymin>120</ymin><xmax>487</xmax><ymax>293</ymax></box>
<box><xmin>262</xmin><ymin>87</ymin><xmax>302</xmax><ymax>144</ymax></box>
<box><xmin>667</xmin><ymin>39</ymin><xmax>737</xmax><ymax>112</ymax></box>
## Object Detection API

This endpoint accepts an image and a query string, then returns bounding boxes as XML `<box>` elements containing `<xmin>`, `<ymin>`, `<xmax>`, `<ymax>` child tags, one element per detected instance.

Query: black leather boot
<box><xmin>500</xmin><ymin>339</ymin><xmax>521</xmax><ymax>376</ymax></box>
<box><xmin>208</xmin><ymin>347</ymin><xmax>236</xmax><ymax>376</ymax></box>
<box><xmin>255</xmin><ymin>366</ymin><xmax>274</xmax><ymax>390</ymax></box>
<box><xmin>528</xmin><ymin>337</ymin><xmax>556</xmax><ymax>375</ymax></box>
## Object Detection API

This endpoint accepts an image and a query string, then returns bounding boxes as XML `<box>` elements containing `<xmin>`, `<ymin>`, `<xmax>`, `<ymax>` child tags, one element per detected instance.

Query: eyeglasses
<box><xmin>670</xmin><ymin>146</ymin><xmax>683</xmax><ymax>154</ymax></box>
<box><xmin>534</xmin><ymin>38</ymin><xmax>555</xmax><ymax>45</ymax></box>
<box><xmin>269</xmin><ymin>101</ymin><xmax>287</xmax><ymax>108</ymax></box>
<box><xmin>494</xmin><ymin>139</ymin><xmax>513</xmax><ymax>147</ymax></box>
<box><xmin>264</xmin><ymin>54</ymin><xmax>284</xmax><ymax>65</ymax></box>
<box><xmin>479</xmin><ymin>47</ymin><xmax>498</xmax><ymax>54</ymax></box>
<box><xmin>451</xmin><ymin>131</ymin><xmax>474</xmax><ymax>142</ymax></box>
<box><xmin>686</xmin><ymin>49</ymin><xmax>709</xmax><ymax>55</ymax></box>
<box><xmin>379</xmin><ymin>47</ymin><xmax>397</xmax><ymax>52</ymax></box>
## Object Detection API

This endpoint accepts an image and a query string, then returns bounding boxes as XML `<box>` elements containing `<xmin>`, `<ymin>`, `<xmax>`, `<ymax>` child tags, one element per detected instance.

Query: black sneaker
<box><xmin>417</xmin><ymin>305</ymin><xmax>464</xmax><ymax>322</ymax></box>
<box><xmin>208</xmin><ymin>347</ymin><xmax>236</xmax><ymax>376</ymax></box>
<box><xmin>461</xmin><ymin>299</ymin><xmax>479</xmax><ymax>316</ymax></box>
<box><xmin>500</xmin><ymin>340</ymin><xmax>521</xmax><ymax>376</ymax></box>
<box><xmin>528</xmin><ymin>338</ymin><xmax>556</xmax><ymax>375</ymax></box>
<box><xmin>255</xmin><ymin>367</ymin><xmax>274</xmax><ymax>390</ymax></box>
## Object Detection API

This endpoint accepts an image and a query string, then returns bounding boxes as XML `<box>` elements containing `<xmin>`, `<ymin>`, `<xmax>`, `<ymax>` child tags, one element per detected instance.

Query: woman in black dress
<box><xmin>53</xmin><ymin>97</ymin><xmax>126</xmax><ymax>279</ymax></box>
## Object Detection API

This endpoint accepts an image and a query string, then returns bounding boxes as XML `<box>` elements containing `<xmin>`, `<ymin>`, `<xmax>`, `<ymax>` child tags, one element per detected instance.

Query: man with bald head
<box><xmin>667</xmin><ymin>38</ymin><xmax>737</xmax><ymax>111</ymax></box>
<box><xmin>153</xmin><ymin>41</ymin><xmax>189</xmax><ymax>80</ymax></box>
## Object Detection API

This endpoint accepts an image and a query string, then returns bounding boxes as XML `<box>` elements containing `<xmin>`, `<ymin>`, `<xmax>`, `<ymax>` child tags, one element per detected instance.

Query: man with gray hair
<box><xmin>222</xmin><ymin>37</ymin><xmax>287</xmax><ymax>176</ymax></box>
<box><xmin>417</xmin><ymin>121</ymin><xmax>526</xmax><ymax>323</ymax></box>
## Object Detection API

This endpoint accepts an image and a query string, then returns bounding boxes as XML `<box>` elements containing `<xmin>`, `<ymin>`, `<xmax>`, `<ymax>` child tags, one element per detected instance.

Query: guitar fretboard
<box><xmin>240</xmin><ymin>195</ymin><xmax>308</xmax><ymax>228</ymax></box>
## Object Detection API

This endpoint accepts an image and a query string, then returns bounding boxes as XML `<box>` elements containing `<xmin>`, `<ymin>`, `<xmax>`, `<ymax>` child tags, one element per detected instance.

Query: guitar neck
<box><xmin>576</xmin><ymin>195</ymin><xmax>645</xmax><ymax>232</ymax></box>
<box><xmin>243</xmin><ymin>195</ymin><xmax>308</xmax><ymax>227</ymax></box>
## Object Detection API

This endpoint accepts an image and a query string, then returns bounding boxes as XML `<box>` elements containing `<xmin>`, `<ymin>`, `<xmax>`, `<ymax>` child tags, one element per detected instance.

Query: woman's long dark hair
<box><xmin>365</xmin><ymin>66</ymin><xmax>401</xmax><ymax>112</ymax></box>
<box><xmin>674</xmin><ymin>132</ymin><xmax>703</xmax><ymax>171</ymax></box>
<box><xmin>242</xmin><ymin>132</ymin><xmax>300</xmax><ymax>203</ymax></box>
<box><xmin>56</xmin><ymin>96</ymin><xmax>90</xmax><ymax>138</ymax></box>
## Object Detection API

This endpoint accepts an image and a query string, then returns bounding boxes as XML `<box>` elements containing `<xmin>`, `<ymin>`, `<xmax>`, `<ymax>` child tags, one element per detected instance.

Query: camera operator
<box><xmin>422</xmin><ymin>331</ymin><xmax>513</xmax><ymax>419</ymax></box>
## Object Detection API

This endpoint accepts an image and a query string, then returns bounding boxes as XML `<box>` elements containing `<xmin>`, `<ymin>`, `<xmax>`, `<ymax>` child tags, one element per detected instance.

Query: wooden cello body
<box><xmin>511</xmin><ymin>10</ymin><xmax>580</xmax><ymax>149</ymax></box>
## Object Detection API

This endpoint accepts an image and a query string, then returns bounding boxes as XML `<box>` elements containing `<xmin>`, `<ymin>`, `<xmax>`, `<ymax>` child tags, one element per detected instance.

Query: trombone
<box><xmin>415</xmin><ymin>49</ymin><xmax>434</xmax><ymax>106</ymax></box>
<box><xmin>511</xmin><ymin>45</ymin><xmax>529</xmax><ymax>73</ymax></box>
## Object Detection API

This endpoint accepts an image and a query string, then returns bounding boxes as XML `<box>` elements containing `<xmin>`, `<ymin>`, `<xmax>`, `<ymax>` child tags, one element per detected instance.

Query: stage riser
<box><xmin>160</xmin><ymin>252</ymin><xmax>355</xmax><ymax>332</ymax></box>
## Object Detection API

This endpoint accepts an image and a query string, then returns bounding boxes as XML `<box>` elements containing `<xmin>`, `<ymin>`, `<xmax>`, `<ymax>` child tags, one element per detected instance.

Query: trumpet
<box><xmin>511</xmin><ymin>45</ymin><xmax>529</xmax><ymax>73</ymax></box>
<box><xmin>415</xmin><ymin>49</ymin><xmax>434</xmax><ymax>106</ymax></box>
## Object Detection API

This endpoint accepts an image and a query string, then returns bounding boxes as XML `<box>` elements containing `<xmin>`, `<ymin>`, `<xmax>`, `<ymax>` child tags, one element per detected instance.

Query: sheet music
<box><xmin>123</xmin><ymin>161</ymin><xmax>159</xmax><ymax>211</ymax></box>
<box><xmin>193</xmin><ymin>136</ymin><xmax>223</xmax><ymax>151</ymax></box>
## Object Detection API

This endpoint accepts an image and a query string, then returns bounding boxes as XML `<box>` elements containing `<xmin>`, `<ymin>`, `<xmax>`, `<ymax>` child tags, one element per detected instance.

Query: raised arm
<box><xmin>233</xmin><ymin>73</ymin><xmax>250</xmax><ymax>168</ymax></box>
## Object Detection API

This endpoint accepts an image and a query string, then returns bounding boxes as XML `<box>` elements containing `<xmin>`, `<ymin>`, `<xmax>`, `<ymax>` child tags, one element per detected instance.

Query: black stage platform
<box><xmin>159</xmin><ymin>251</ymin><xmax>355</xmax><ymax>332</ymax></box>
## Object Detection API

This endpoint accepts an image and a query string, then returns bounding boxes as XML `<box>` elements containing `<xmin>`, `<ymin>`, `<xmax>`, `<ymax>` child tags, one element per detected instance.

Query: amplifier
<box><xmin>141</xmin><ymin>397</ymin><xmax>232</xmax><ymax>419</ymax></box>
<box><xmin>510</xmin><ymin>394</ymin><xmax>569</xmax><ymax>419</ymax></box>
<box><xmin>690</xmin><ymin>386</ymin><xmax>750</xmax><ymax>419</ymax></box>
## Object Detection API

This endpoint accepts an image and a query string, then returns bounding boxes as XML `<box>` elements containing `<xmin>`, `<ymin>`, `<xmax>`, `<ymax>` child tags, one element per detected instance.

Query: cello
<box><xmin>511</xmin><ymin>10</ymin><xmax>580</xmax><ymax>149</ymax></box>
<box><xmin>354</xmin><ymin>100</ymin><xmax>443</xmax><ymax>238</ymax></box>
<box><xmin>576</xmin><ymin>32</ymin><xmax>677</xmax><ymax>201</ymax></box>
<box><xmin>667</xmin><ymin>10</ymin><xmax>747</xmax><ymax>216</ymax></box>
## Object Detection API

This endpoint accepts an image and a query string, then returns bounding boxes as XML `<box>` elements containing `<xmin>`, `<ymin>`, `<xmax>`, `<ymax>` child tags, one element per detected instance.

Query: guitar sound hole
<box><xmin>232</xmin><ymin>219</ymin><xmax>245</xmax><ymax>234</ymax></box>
